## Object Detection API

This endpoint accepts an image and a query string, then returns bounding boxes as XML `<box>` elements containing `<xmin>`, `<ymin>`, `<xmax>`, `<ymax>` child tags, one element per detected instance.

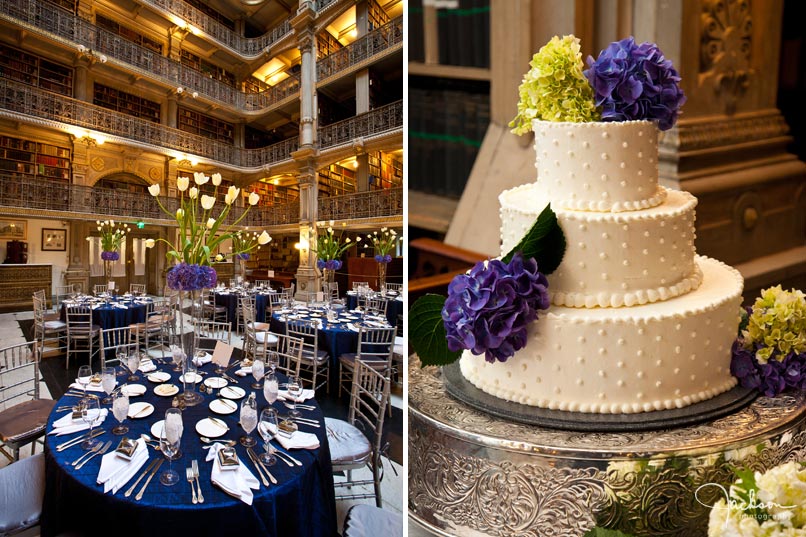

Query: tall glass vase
<box><xmin>322</xmin><ymin>268</ymin><xmax>335</xmax><ymax>288</ymax></box>
<box><xmin>178</xmin><ymin>289</ymin><xmax>204</xmax><ymax>407</ymax></box>
<box><xmin>103</xmin><ymin>260</ymin><xmax>113</xmax><ymax>292</ymax></box>
<box><xmin>377</xmin><ymin>262</ymin><xmax>387</xmax><ymax>294</ymax></box>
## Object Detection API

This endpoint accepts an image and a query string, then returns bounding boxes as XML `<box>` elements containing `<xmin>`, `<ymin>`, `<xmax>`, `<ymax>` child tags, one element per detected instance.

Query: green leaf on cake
<box><xmin>502</xmin><ymin>204</ymin><xmax>566</xmax><ymax>274</ymax></box>
<box><xmin>409</xmin><ymin>294</ymin><xmax>461</xmax><ymax>367</ymax></box>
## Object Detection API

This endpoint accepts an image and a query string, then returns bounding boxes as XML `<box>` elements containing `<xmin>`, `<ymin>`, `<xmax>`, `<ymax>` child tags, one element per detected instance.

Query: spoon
<box><xmin>200</xmin><ymin>437</ymin><xmax>236</xmax><ymax>446</ymax></box>
<box><xmin>139</xmin><ymin>434</ymin><xmax>161</xmax><ymax>450</ymax></box>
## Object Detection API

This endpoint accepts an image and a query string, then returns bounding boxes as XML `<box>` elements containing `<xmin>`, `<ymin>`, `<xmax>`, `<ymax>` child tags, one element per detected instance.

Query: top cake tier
<box><xmin>533</xmin><ymin>119</ymin><xmax>665</xmax><ymax>213</ymax></box>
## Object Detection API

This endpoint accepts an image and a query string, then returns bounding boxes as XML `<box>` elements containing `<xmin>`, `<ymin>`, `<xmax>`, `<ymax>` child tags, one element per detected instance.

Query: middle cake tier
<box><xmin>500</xmin><ymin>183</ymin><xmax>701</xmax><ymax>308</ymax></box>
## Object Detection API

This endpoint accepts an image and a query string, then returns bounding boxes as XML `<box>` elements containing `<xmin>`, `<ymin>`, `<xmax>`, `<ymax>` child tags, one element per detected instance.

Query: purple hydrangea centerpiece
<box><xmin>731</xmin><ymin>340</ymin><xmax>806</xmax><ymax>397</ymax></box>
<box><xmin>584</xmin><ymin>37</ymin><xmax>686</xmax><ymax>131</ymax></box>
<box><xmin>374</xmin><ymin>254</ymin><xmax>392</xmax><ymax>264</ymax></box>
<box><xmin>101</xmin><ymin>251</ymin><xmax>120</xmax><ymax>261</ymax></box>
<box><xmin>236</xmin><ymin>253</ymin><xmax>251</xmax><ymax>261</ymax></box>
<box><xmin>442</xmin><ymin>253</ymin><xmax>550</xmax><ymax>363</ymax></box>
<box><xmin>316</xmin><ymin>259</ymin><xmax>342</xmax><ymax>270</ymax></box>
<box><xmin>167</xmin><ymin>262</ymin><xmax>217</xmax><ymax>291</ymax></box>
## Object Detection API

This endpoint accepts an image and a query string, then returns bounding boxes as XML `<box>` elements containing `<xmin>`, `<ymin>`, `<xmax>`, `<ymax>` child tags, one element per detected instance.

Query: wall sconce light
<box><xmin>77</xmin><ymin>45</ymin><xmax>107</xmax><ymax>65</ymax></box>
<box><xmin>74</xmin><ymin>130</ymin><xmax>104</xmax><ymax>147</ymax></box>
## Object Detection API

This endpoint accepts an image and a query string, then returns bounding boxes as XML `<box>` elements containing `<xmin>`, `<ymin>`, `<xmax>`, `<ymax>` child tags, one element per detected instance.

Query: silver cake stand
<box><xmin>408</xmin><ymin>356</ymin><xmax>806</xmax><ymax>537</ymax></box>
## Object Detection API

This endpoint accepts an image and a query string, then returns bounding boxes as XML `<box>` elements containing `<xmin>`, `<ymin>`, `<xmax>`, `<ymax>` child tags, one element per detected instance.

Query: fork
<box><xmin>76</xmin><ymin>440</ymin><xmax>112</xmax><ymax>470</ymax></box>
<box><xmin>71</xmin><ymin>441</ymin><xmax>104</xmax><ymax>466</ymax></box>
<box><xmin>192</xmin><ymin>459</ymin><xmax>204</xmax><ymax>503</ymax></box>
<box><xmin>186</xmin><ymin>467</ymin><xmax>198</xmax><ymax>504</ymax></box>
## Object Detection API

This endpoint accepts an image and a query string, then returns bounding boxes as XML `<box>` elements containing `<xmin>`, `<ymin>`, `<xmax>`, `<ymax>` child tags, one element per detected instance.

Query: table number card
<box><xmin>212</xmin><ymin>340</ymin><xmax>234</xmax><ymax>367</ymax></box>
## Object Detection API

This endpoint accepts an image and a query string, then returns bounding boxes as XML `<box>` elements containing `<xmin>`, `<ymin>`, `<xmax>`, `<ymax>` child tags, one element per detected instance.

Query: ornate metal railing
<box><xmin>318</xmin><ymin>187</ymin><xmax>403</xmax><ymax>221</ymax></box>
<box><xmin>0</xmin><ymin>175</ymin><xmax>400</xmax><ymax>226</ymax></box>
<box><xmin>134</xmin><ymin>0</ymin><xmax>293</xmax><ymax>58</ymax></box>
<box><xmin>314</xmin><ymin>0</ymin><xmax>340</xmax><ymax>12</ymax></box>
<box><xmin>0</xmin><ymin>78</ymin><xmax>298</xmax><ymax>170</ymax></box>
<box><xmin>317</xmin><ymin>17</ymin><xmax>403</xmax><ymax>81</ymax></box>
<box><xmin>318</xmin><ymin>100</ymin><xmax>403</xmax><ymax>149</ymax></box>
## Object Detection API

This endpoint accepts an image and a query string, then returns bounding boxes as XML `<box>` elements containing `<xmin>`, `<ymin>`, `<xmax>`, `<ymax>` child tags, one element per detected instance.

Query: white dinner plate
<box><xmin>218</xmin><ymin>385</ymin><xmax>245</xmax><ymax>400</ymax></box>
<box><xmin>209</xmin><ymin>398</ymin><xmax>238</xmax><ymax>415</ymax></box>
<box><xmin>127</xmin><ymin>402</ymin><xmax>154</xmax><ymax>419</ymax></box>
<box><xmin>147</xmin><ymin>371</ymin><xmax>171</xmax><ymax>383</ymax></box>
<box><xmin>196</xmin><ymin>417</ymin><xmax>229</xmax><ymax>438</ymax></box>
<box><xmin>326</xmin><ymin>320</ymin><xmax>341</xmax><ymax>324</ymax></box>
<box><xmin>179</xmin><ymin>372</ymin><xmax>203</xmax><ymax>384</ymax></box>
<box><xmin>154</xmin><ymin>384</ymin><xmax>179</xmax><ymax>397</ymax></box>
<box><xmin>121</xmin><ymin>384</ymin><xmax>146</xmax><ymax>397</ymax></box>
<box><xmin>150</xmin><ymin>420</ymin><xmax>165</xmax><ymax>438</ymax></box>
<box><xmin>204</xmin><ymin>377</ymin><xmax>228</xmax><ymax>389</ymax></box>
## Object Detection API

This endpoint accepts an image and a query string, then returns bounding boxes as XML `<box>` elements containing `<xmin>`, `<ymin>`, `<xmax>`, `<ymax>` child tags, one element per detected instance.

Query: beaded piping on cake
<box><xmin>552</xmin><ymin>185</ymin><xmax>667</xmax><ymax>213</ymax></box>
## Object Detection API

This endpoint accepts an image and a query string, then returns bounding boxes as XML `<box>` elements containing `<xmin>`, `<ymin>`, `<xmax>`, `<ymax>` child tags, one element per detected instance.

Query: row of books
<box><xmin>408</xmin><ymin>0</ymin><xmax>490</xmax><ymax>68</ymax></box>
<box><xmin>408</xmin><ymin>79</ymin><xmax>490</xmax><ymax>198</ymax></box>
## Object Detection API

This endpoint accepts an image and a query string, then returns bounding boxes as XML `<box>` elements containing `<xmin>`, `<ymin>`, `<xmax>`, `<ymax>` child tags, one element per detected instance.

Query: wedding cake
<box><xmin>455</xmin><ymin>36</ymin><xmax>745</xmax><ymax>414</ymax></box>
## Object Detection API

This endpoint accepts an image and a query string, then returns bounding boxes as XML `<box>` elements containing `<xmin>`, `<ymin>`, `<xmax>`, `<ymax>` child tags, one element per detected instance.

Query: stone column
<box><xmin>292</xmin><ymin>148</ymin><xmax>319</xmax><ymax>296</ymax></box>
<box><xmin>293</xmin><ymin>5</ymin><xmax>318</xmax><ymax>148</ymax></box>
<box><xmin>166</xmin><ymin>94</ymin><xmax>178</xmax><ymax>128</ymax></box>
<box><xmin>73</xmin><ymin>59</ymin><xmax>90</xmax><ymax>102</ymax></box>
<box><xmin>64</xmin><ymin>221</ymin><xmax>91</xmax><ymax>294</ymax></box>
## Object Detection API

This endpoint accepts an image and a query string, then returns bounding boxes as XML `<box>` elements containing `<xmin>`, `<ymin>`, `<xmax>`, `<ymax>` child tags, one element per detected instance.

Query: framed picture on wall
<box><xmin>42</xmin><ymin>228</ymin><xmax>66</xmax><ymax>251</ymax></box>
<box><xmin>0</xmin><ymin>220</ymin><xmax>26</xmax><ymax>240</ymax></box>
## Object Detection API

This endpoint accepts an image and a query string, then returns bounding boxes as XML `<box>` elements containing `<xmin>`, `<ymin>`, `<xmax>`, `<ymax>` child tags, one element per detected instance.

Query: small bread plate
<box><xmin>204</xmin><ymin>377</ymin><xmax>228</xmax><ymax>389</ymax></box>
<box><xmin>326</xmin><ymin>319</ymin><xmax>341</xmax><ymax>324</ymax></box>
<box><xmin>209</xmin><ymin>398</ymin><xmax>238</xmax><ymax>415</ymax></box>
<box><xmin>147</xmin><ymin>371</ymin><xmax>171</xmax><ymax>383</ymax></box>
<box><xmin>179</xmin><ymin>372</ymin><xmax>203</xmax><ymax>384</ymax></box>
<box><xmin>154</xmin><ymin>383</ymin><xmax>179</xmax><ymax>397</ymax></box>
<box><xmin>150</xmin><ymin>420</ymin><xmax>165</xmax><ymax>438</ymax></box>
<box><xmin>121</xmin><ymin>384</ymin><xmax>146</xmax><ymax>397</ymax></box>
<box><xmin>115</xmin><ymin>437</ymin><xmax>138</xmax><ymax>460</ymax></box>
<box><xmin>127</xmin><ymin>402</ymin><xmax>154</xmax><ymax>419</ymax></box>
<box><xmin>219</xmin><ymin>385</ymin><xmax>246</xmax><ymax>400</ymax></box>
<box><xmin>196</xmin><ymin>417</ymin><xmax>229</xmax><ymax>438</ymax></box>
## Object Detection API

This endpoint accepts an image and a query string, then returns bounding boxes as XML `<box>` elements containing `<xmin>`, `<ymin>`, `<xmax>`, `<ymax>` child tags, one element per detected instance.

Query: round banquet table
<box><xmin>214</xmin><ymin>290</ymin><xmax>275</xmax><ymax>327</ymax></box>
<box><xmin>345</xmin><ymin>291</ymin><xmax>403</xmax><ymax>327</ymax></box>
<box><xmin>40</xmin><ymin>356</ymin><xmax>337</xmax><ymax>537</ymax></box>
<box><xmin>60</xmin><ymin>296</ymin><xmax>152</xmax><ymax>330</ymax></box>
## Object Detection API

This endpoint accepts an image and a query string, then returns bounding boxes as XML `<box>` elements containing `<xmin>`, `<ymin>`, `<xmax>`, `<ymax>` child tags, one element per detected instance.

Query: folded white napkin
<box><xmin>277</xmin><ymin>388</ymin><xmax>314</xmax><ymax>403</ymax></box>
<box><xmin>49</xmin><ymin>409</ymin><xmax>108</xmax><ymax>435</ymax></box>
<box><xmin>138</xmin><ymin>360</ymin><xmax>157</xmax><ymax>373</ymax></box>
<box><xmin>259</xmin><ymin>423</ymin><xmax>319</xmax><ymax>450</ymax></box>
<box><xmin>345</xmin><ymin>323</ymin><xmax>359</xmax><ymax>332</ymax></box>
<box><xmin>96</xmin><ymin>438</ymin><xmax>149</xmax><ymax>493</ymax></box>
<box><xmin>114</xmin><ymin>303</ymin><xmax>127</xmax><ymax>309</ymax></box>
<box><xmin>235</xmin><ymin>366</ymin><xmax>252</xmax><ymax>377</ymax></box>
<box><xmin>205</xmin><ymin>443</ymin><xmax>259</xmax><ymax>505</ymax></box>
<box><xmin>69</xmin><ymin>381</ymin><xmax>106</xmax><ymax>393</ymax></box>
<box><xmin>365</xmin><ymin>320</ymin><xmax>388</xmax><ymax>328</ymax></box>
<box><xmin>192</xmin><ymin>352</ymin><xmax>213</xmax><ymax>367</ymax></box>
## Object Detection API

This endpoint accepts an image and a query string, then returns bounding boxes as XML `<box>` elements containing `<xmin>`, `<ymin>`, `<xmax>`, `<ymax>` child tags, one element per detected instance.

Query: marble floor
<box><xmin>0</xmin><ymin>308</ymin><xmax>404</xmax><ymax>536</ymax></box>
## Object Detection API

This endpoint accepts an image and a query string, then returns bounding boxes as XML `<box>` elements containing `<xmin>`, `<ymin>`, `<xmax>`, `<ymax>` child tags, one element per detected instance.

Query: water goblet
<box><xmin>263</xmin><ymin>371</ymin><xmax>278</xmax><ymax>405</ymax></box>
<box><xmin>251</xmin><ymin>358</ymin><xmax>264</xmax><ymax>390</ymax></box>
<box><xmin>115</xmin><ymin>350</ymin><xmax>128</xmax><ymax>376</ymax></box>
<box><xmin>80</xmin><ymin>397</ymin><xmax>101</xmax><ymax>450</ymax></box>
<box><xmin>159</xmin><ymin>408</ymin><xmax>183</xmax><ymax>486</ymax></box>
<box><xmin>126</xmin><ymin>352</ymin><xmax>140</xmax><ymax>382</ymax></box>
<box><xmin>111</xmin><ymin>390</ymin><xmax>129</xmax><ymax>435</ymax></box>
<box><xmin>171</xmin><ymin>344</ymin><xmax>185</xmax><ymax>372</ymax></box>
<box><xmin>101</xmin><ymin>366</ymin><xmax>116</xmax><ymax>404</ymax></box>
<box><xmin>258</xmin><ymin>407</ymin><xmax>279</xmax><ymax>466</ymax></box>
<box><xmin>267</xmin><ymin>350</ymin><xmax>279</xmax><ymax>376</ymax></box>
<box><xmin>286</xmin><ymin>374</ymin><xmax>303</xmax><ymax>419</ymax></box>
<box><xmin>239</xmin><ymin>392</ymin><xmax>258</xmax><ymax>447</ymax></box>
<box><xmin>77</xmin><ymin>365</ymin><xmax>92</xmax><ymax>396</ymax></box>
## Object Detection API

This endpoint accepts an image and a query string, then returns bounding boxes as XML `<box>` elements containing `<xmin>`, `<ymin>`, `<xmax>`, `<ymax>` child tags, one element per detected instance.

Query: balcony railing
<box><xmin>134</xmin><ymin>0</ymin><xmax>293</xmax><ymax>59</ymax></box>
<box><xmin>0</xmin><ymin>175</ymin><xmax>402</xmax><ymax>226</ymax></box>
<box><xmin>317</xmin><ymin>17</ymin><xmax>403</xmax><ymax>82</ymax></box>
<box><xmin>0</xmin><ymin>78</ymin><xmax>299</xmax><ymax>171</ymax></box>
<box><xmin>0</xmin><ymin>0</ymin><xmax>400</xmax><ymax>116</ymax></box>
<box><xmin>318</xmin><ymin>187</ymin><xmax>403</xmax><ymax>222</ymax></box>
<box><xmin>319</xmin><ymin>101</ymin><xmax>403</xmax><ymax>150</ymax></box>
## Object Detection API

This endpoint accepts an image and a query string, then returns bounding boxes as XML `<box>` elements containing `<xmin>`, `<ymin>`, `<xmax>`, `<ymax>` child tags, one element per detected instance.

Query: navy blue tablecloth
<box><xmin>41</xmin><ymin>359</ymin><xmax>337</xmax><ymax>537</ymax></box>
<box><xmin>215</xmin><ymin>291</ymin><xmax>274</xmax><ymax>328</ymax></box>
<box><xmin>345</xmin><ymin>292</ymin><xmax>403</xmax><ymax>327</ymax></box>
<box><xmin>61</xmin><ymin>298</ymin><xmax>151</xmax><ymax>330</ymax></box>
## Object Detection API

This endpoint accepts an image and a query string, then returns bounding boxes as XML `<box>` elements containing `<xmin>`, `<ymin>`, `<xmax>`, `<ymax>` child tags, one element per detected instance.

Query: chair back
<box><xmin>129</xmin><ymin>283</ymin><xmax>146</xmax><ymax>295</ymax></box>
<box><xmin>240</xmin><ymin>295</ymin><xmax>257</xmax><ymax>324</ymax></box>
<box><xmin>323</xmin><ymin>282</ymin><xmax>339</xmax><ymax>301</ymax></box>
<box><xmin>385</xmin><ymin>283</ymin><xmax>403</xmax><ymax>292</ymax></box>
<box><xmin>359</xmin><ymin>296</ymin><xmax>389</xmax><ymax>317</ymax></box>
<box><xmin>357</xmin><ymin>327</ymin><xmax>396</xmax><ymax>371</ymax></box>
<box><xmin>54</xmin><ymin>284</ymin><xmax>75</xmax><ymax>307</ymax></box>
<box><xmin>268</xmin><ymin>292</ymin><xmax>285</xmax><ymax>312</ymax></box>
<box><xmin>352</xmin><ymin>281</ymin><xmax>368</xmax><ymax>291</ymax></box>
<box><xmin>193</xmin><ymin>319</ymin><xmax>232</xmax><ymax>353</ymax></box>
<box><xmin>65</xmin><ymin>305</ymin><xmax>95</xmax><ymax>336</ymax></box>
<box><xmin>0</xmin><ymin>341</ymin><xmax>42</xmax><ymax>406</ymax></box>
<box><xmin>285</xmin><ymin>319</ymin><xmax>319</xmax><ymax>360</ymax></box>
<box><xmin>273</xmin><ymin>333</ymin><xmax>303</xmax><ymax>378</ymax></box>
<box><xmin>99</xmin><ymin>326</ymin><xmax>137</xmax><ymax>367</ymax></box>
<box><xmin>348</xmin><ymin>358</ymin><xmax>391</xmax><ymax>453</ymax></box>
<box><xmin>93</xmin><ymin>284</ymin><xmax>109</xmax><ymax>295</ymax></box>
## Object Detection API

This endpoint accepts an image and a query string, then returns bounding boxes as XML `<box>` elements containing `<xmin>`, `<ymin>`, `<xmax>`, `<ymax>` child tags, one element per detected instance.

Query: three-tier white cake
<box><xmin>459</xmin><ymin>119</ymin><xmax>745</xmax><ymax>414</ymax></box>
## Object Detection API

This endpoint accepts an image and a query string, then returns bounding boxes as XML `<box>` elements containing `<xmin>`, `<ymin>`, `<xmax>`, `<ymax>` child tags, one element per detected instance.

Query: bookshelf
<box><xmin>408</xmin><ymin>0</ymin><xmax>491</xmax><ymax>233</ymax></box>
<box><xmin>184</xmin><ymin>0</ymin><xmax>235</xmax><ymax>31</ymax></box>
<box><xmin>96</xmin><ymin>14</ymin><xmax>163</xmax><ymax>53</ymax></box>
<box><xmin>318</xmin><ymin>164</ymin><xmax>357</xmax><ymax>196</ymax></box>
<box><xmin>0</xmin><ymin>44</ymin><xmax>73</xmax><ymax>97</ymax></box>
<box><xmin>317</xmin><ymin>31</ymin><xmax>343</xmax><ymax>59</ymax></box>
<box><xmin>367</xmin><ymin>0</ymin><xmax>391</xmax><ymax>31</ymax></box>
<box><xmin>0</xmin><ymin>135</ymin><xmax>71</xmax><ymax>181</ymax></box>
<box><xmin>93</xmin><ymin>83</ymin><xmax>161</xmax><ymax>123</ymax></box>
<box><xmin>368</xmin><ymin>150</ymin><xmax>402</xmax><ymax>190</ymax></box>
<box><xmin>244</xmin><ymin>76</ymin><xmax>270</xmax><ymax>95</ymax></box>
<box><xmin>177</xmin><ymin>107</ymin><xmax>234</xmax><ymax>144</ymax></box>
<box><xmin>250</xmin><ymin>181</ymin><xmax>298</xmax><ymax>206</ymax></box>
<box><xmin>180</xmin><ymin>50</ymin><xmax>236</xmax><ymax>87</ymax></box>
<box><xmin>44</xmin><ymin>0</ymin><xmax>76</xmax><ymax>13</ymax></box>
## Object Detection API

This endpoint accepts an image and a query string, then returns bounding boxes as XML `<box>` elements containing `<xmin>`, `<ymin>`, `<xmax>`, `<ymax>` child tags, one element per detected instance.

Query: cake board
<box><xmin>409</xmin><ymin>355</ymin><xmax>806</xmax><ymax>537</ymax></box>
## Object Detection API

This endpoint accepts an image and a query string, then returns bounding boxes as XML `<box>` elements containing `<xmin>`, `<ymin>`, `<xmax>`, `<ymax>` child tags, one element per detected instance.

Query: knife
<box><xmin>124</xmin><ymin>458</ymin><xmax>158</xmax><ymax>497</ymax></box>
<box><xmin>247</xmin><ymin>447</ymin><xmax>277</xmax><ymax>485</ymax></box>
<box><xmin>56</xmin><ymin>428</ymin><xmax>105</xmax><ymax>452</ymax></box>
<box><xmin>135</xmin><ymin>459</ymin><xmax>163</xmax><ymax>501</ymax></box>
<box><xmin>244</xmin><ymin>447</ymin><xmax>269</xmax><ymax>487</ymax></box>
<box><xmin>209</xmin><ymin>417</ymin><xmax>229</xmax><ymax>431</ymax></box>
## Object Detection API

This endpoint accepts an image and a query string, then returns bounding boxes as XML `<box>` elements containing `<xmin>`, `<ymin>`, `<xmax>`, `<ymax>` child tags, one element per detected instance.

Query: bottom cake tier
<box><xmin>459</xmin><ymin>255</ymin><xmax>744</xmax><ymax>414</ymax></box>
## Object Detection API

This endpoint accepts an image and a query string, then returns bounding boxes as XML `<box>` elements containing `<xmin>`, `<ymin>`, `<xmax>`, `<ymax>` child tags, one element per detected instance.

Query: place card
<box><xmin>212</xmin><ymin>340</ymin><xmax>234</xmax><ymax>368</ymax></box>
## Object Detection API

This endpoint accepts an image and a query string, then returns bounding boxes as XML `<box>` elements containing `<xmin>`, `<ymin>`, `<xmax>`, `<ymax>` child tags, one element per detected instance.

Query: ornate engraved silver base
<box><xmin>409</xmin><ymin>356</ymin><xmax>806</xmax><ymax>537</ymax></box>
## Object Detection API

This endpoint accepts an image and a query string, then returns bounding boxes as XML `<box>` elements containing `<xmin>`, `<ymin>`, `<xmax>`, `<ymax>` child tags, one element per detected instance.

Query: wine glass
<box><xmin>111</xmin><ymin>390</ymin><xmax>129</xmax><ymax>435</ymax></box>
<box><xmin>115</xmin><ymin>350</ymin><xmax>128</xmax><ymax>376</ymax></box>
<box><xmin>263</xmin><ymin>371</ymin><xmax>278</xmax><ymax>405</ymax></box>
<box><xmin>267</xmin><ymin>350</ymin><xmax>279</xmax><ymax>376</ymax></box>
<box><xmin>258</xmin><ymin>407</ymin><xmax>279</xmax><ymax>466</ymax></box>
<box><xmin>101</xmin><ymin>366</ymin><xmax>116</xmax><ymax>404</ymax></box>
<box><xmin>159</xmin><ymin>408</ymin><xmax>183</xmax><ymax>486</ymax></box>
<box><xmin>170</xmin><ymin>343</ymin><xmax>185</xmax><ymax>372</ymax></box>
<box><xmin>251</xmin><ymin>358</ymin><xmax>264</xmax><ymax>390</ymax></box>
<box><xmin>286</xmin><ymin>374</ymin><xmax>303</xmax><ymax>419</ymax></box>
<box><xmin>126</xmin><ymin>352</ymin><xmax>140</xmax><ymax>382</ymax></box>
<box><xmin>80</xmin><ymin>397</ymin><xmax>101</xmax><ymax>450</ymax></box>
<box><xmin>77</xmin><ymin>365</ymin><xmax>92</xmax><ymax>396</ymax></box>
<box><xmin>239</xmin><ymin>393</ymin><xmax>258</xmax><ymax>447</ymax></box>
